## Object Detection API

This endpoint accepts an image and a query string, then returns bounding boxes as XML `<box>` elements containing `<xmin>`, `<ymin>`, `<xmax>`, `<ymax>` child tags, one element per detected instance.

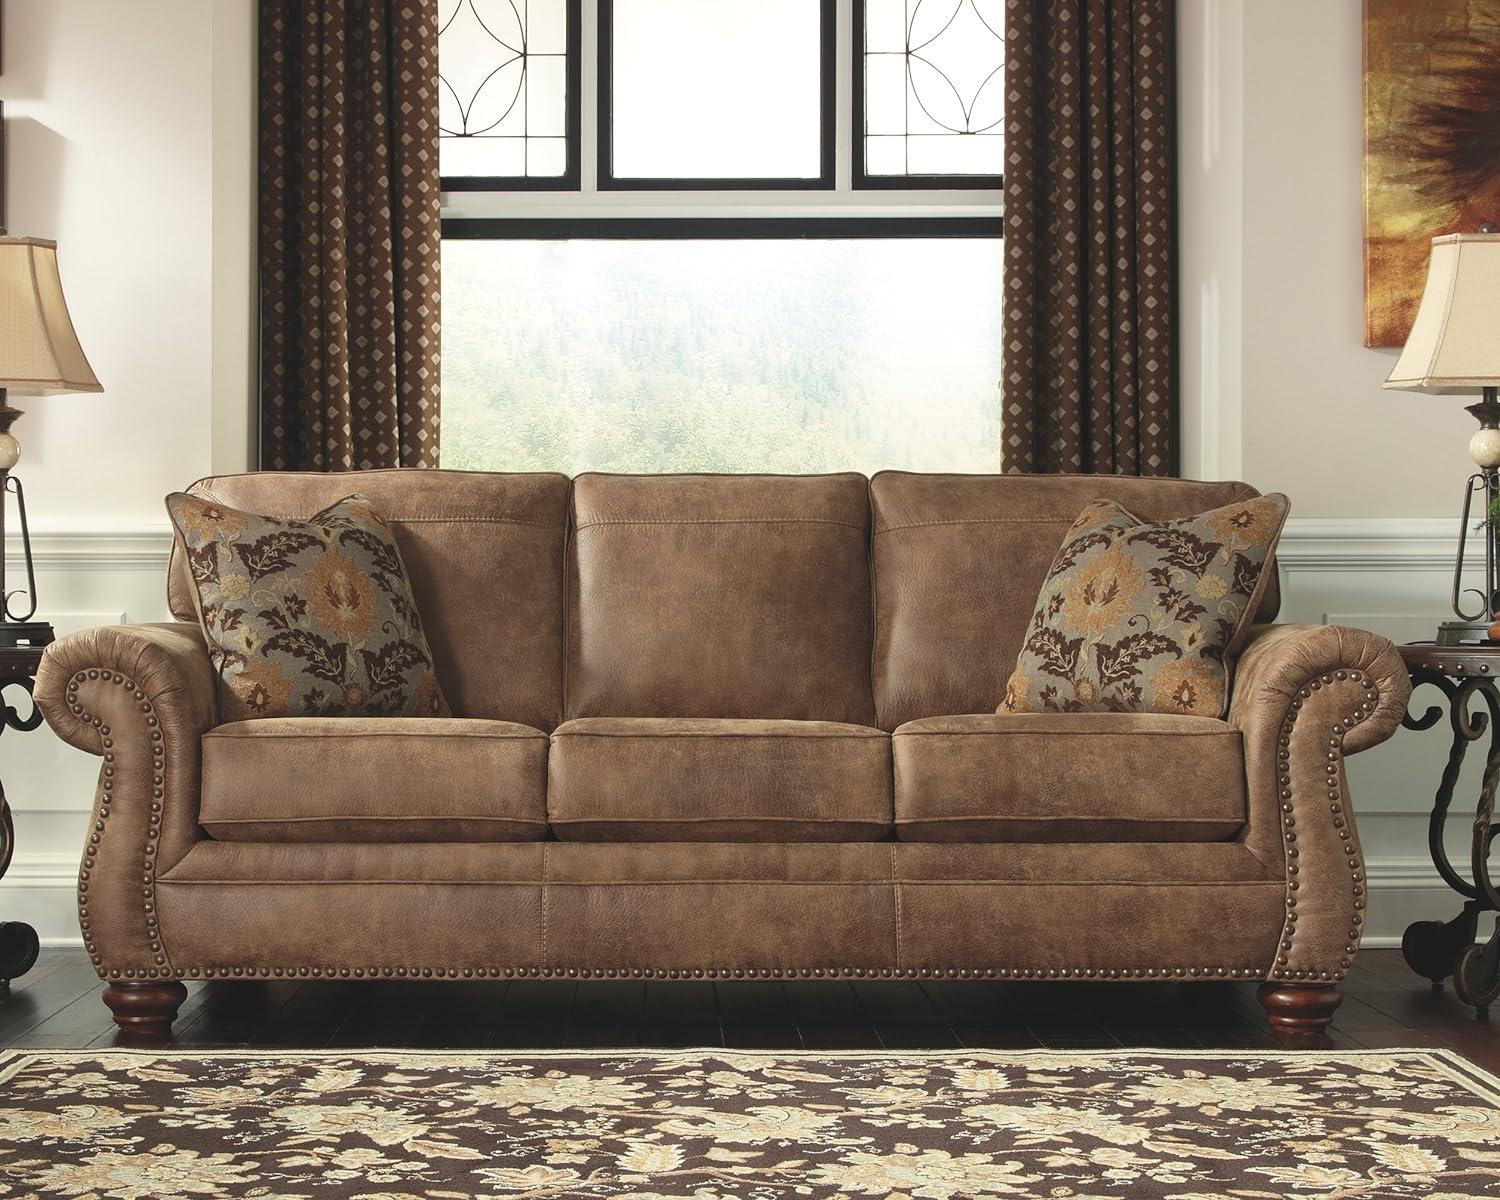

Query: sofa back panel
<box><xmin>566</xmin><ymin>473</ymin><xmax>877</xmax><ymax>724</ymax></box>
<box><xmin>870</xmin><ymin>472</ymin><xmax>1279</xmax><ymax>730</ymax></box>
<box><xmin>166</xmin><ymin>470</ymin><xmax>570</xmax><ymax>729</ymax></box>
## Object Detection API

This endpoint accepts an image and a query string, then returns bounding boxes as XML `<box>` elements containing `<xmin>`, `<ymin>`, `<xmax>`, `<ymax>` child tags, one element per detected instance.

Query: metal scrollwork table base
<box><xmin>1400</xmin><ymin>644</ymin><xmax>1500</xmax><ymax>1010</ymax></box>
<box><xmin>0</xmin><ymin>646</ymin><xmax>45</xmax><ymax>991</ymax></box>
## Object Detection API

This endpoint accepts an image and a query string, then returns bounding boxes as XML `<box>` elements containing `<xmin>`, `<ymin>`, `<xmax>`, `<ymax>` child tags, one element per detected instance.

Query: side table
<box><xmin>1399</xmin><ymin>643</ymin><xmax>1500</xmax><ymax>1010</ymax></box>
<box><xmin>0</xmin><ymin>645</ymin><xmax>44</xmax><ymax>991</ymax></box>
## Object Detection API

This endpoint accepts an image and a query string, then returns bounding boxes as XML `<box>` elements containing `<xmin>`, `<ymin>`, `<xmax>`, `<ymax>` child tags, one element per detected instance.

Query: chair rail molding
<box><xmin>1277</xmin><ymin>518</ymin><xmax>1476</xmax><ymax>573</ymax></box>
<box><xmin>3</xmin><ymin>524</ymin><xmax>175</xmax><ymax>572</ymax></box>
<box><xmin>0</xmin><ymin>516</ymin><xmax>1474</xmax><ymax>573</ymax></box>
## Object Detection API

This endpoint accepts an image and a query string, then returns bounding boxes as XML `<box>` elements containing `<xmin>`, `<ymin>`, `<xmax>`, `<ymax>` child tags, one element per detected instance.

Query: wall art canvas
<box><xmin>1364</xmin><ymin>0</ymin><xmax>1500</xmax><ymax>347</ymax></box>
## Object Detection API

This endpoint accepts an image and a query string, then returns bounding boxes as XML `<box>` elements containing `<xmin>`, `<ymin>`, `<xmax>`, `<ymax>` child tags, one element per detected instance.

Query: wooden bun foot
<box><xmin>102</xmin><ymin>981</ymin><xmax>187</xmax><ymax>1039</ymax></box>
<box><xmin>1258</xmin><ymin>982</ymin><xmax>1342</xmax><ymax>1033</ymax></box>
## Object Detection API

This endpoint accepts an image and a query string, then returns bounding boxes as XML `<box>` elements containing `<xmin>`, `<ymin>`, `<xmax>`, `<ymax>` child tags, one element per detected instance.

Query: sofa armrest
<box><xmin>1229</xmin><ymin>624</ymin><xmax>1410</xmax><ymax>755</ymax></box>
<box><xmin>1228</xmin><ymin>623</ymin><xmax>1411</xmax><ymax>984</ymax></box>
<box><xmin>35</xmin><ymin>622</ymin><xmax>217</xmax><ymax>981</ymax></box>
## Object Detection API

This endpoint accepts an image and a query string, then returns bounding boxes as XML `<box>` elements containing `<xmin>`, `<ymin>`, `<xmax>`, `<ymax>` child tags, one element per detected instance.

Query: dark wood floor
<box><xmin>3</xmin><ymin>949</ymin><xmax>1497</xmax><ymax>1070</ymax></box>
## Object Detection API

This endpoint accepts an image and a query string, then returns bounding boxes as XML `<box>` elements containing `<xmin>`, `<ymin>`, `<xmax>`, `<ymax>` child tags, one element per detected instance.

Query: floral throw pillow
<box><xmin>998</xmin><ymin>493</ymin><xmax>1289</xmax><ymax>718</ymax></box>
<box><xmin>166</xmin><ymin>492</ymin><xmax>450</xmax><ymax>721</ymax></box>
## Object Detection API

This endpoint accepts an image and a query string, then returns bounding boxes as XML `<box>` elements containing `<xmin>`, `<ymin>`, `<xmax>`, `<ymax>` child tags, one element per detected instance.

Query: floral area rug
<box><xmin>1</xmin><ymin>1048</ymin><xmax>1498</xmax><ymax>1198</ymax></box>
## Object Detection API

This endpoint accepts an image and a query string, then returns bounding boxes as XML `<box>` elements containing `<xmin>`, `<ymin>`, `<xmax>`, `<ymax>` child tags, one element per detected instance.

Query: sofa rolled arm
<box><xmin>35</xmin><ymin>622</ymin><xmax>217</xmax><ymax>982</ymax></box>
<box><xmin>36</xmin><ymin>623</ymin><xmax>217</xmax><ymax>756</ymax></box>
<box><xmin>1228</xmin><ymin>623</ymin><xmax>1411</xmax><ymax>985</ymax></box>
<box><xmin>1230</xmin><ymin>623</ymin><xmax>1410</xmax><ymax>756</ymax></box>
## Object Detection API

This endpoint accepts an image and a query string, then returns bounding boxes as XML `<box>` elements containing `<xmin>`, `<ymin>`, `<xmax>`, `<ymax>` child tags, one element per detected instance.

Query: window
<box><xmin>440</xmin><ymin>1</ymin><xmax>1004</xmax><ymax>473</ymax></box>
<box><xmin>600</xmin><ymin>0</ymin><xmax>835</xmax><ymax>188</ymax></box>
<box><xmin>442</xmin><ymin>237</ymin><xmax>1002</xmax><ymax>473</ymax></box>
<box><xmin>439</xmin><ymin>0</ymin><xmax>582</xmax><ymax>188</ymax></box>
<box><xmin>855</xmin><ymin>0</ymin><xmax>1005</xmax><ymax>185</ymax></box>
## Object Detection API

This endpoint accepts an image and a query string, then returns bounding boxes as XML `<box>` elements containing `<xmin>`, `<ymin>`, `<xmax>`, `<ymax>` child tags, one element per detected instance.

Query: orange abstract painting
<box><xmin>1365</xmin><ymin>0</ymin><xmax>1500</xmax><ymax>347</ymax></box>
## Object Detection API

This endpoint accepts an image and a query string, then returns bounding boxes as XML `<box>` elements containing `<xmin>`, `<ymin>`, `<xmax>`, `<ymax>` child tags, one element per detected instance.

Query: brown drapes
<box><xmin>259</xmin><ymin>0</ymin><xmax>442</xmax><ymax>470</ymax></box>
<box><xmin>1002</xmin><ymin>0</ymin><xmax>1177</xmax><ymax>476</ymax></box>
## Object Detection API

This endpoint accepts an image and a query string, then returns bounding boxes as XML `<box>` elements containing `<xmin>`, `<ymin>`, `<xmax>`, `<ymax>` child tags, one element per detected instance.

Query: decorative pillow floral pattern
<box><xmin>999</xmin><ymin>493</ymin><xmax>1289</xmax><ymax>718</ymax></box>
<box><xmin>166</xmin><ymin>492</ymin><xmax>449</xmax><ymax>721</ymax></box>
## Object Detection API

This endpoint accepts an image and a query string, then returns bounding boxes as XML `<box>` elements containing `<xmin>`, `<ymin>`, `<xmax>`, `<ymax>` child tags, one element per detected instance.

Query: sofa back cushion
<box><xmin>869</xmin><ymin>472</ymin><xmax>1280</xmax><ymax>730</ymax></box>
<box><xmin>167</xmin><ymin>470</ymin><xmax>569</xmax><ymax>729</ymax></box>
<box><xmin>566</xmin><ymin>473</ymin><xmax>876</xmax><ymax>724</ymax></box>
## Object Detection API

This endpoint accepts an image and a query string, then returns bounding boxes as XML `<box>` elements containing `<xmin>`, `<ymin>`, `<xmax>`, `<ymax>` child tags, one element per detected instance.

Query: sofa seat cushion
<box><xmin>548</xmin><ymin>718</ymin><xmax>893</xmax><ymax>841</ymax></box>
<box><xmin>200</xmin><ymin>718</ymin><xmax>549</xmax><ymax>842</ymax></box>
<box><xmin>892</xmin><ymin>713</ymin><xmax>1245</xmax><ymax>842</ymax></box>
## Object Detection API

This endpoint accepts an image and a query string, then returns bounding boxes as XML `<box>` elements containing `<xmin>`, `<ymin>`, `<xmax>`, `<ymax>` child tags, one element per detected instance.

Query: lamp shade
<box><xmin>1385</xmin><ymin>231</ymin><xmax>1500</xmax><ymax>393</ymax></box>
<box><xmin>0</xmin><ymin>235</ymin><xmax>102</xmax><ymax>395</ymax></box>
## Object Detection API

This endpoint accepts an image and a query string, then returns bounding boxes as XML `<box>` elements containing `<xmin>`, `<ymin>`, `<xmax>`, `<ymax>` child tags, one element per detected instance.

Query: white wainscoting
<box><xmin>0</xmin><ymin>518</ymin><xmax>1489</xmax><ymax>950</ymax></box>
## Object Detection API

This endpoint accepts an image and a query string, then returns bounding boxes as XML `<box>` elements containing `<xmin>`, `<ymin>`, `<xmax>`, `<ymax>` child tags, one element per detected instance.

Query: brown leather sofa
<box><xmin>35</xmin><ymin>470</ymin><xmax>1412</xmax><ymax>1038</ymax></box>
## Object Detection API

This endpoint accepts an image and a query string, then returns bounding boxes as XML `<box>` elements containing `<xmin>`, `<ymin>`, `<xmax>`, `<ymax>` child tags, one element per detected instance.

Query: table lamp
<box><xmin>0</xmin><ymin>235</ymin><xmax>102</xmax><ymax>649</ymax></box>
<box><xmin>1385</xmin><ymin>227</ymin><xmax>1500</xmax><ymax>644</ymax></box>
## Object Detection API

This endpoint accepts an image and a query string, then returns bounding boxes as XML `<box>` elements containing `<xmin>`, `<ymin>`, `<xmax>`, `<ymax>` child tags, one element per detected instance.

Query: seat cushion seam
<box><xmin>894</xmin><ymin>879</ymin><xmax>1286</xmax><ymax>888</ymax></box>
<box><xmin>893</xmin><ymin>729</ymin><xmax>1237</xmax><ymax>738</ymax></box>
<box><xmin>549</xmin><ymin>814</ymin><xmax>888</xmax><ymax>821</ymax></box>
<box><xmin>200</xmin><ymin>815</ymin><xmax>543</xmax><ymax>824</ymax></box>
<box><xmin>574</xmin><ymin>517</ymin><xmax>866</xmax><ymax>533</ymax></box>
<box><xmin>551</xmin><ymin>731</ymin><xmax>886</xmax><ymax>740</ymax></box>
<box><xmin>206</xmin><ymin>731</ymin><xmax>548</xmax><ymax>741</ymax></box>
<box><xmin>893</xmin><ymin>814</ymin><xmax>1243</xmax><ymax>824</ymax></box>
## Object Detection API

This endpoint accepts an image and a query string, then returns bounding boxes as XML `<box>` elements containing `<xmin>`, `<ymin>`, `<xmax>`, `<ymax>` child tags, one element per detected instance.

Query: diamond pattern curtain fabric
<box><xmin>1001</xmin><ymin>0</ymin><xmax>1177</xmax><ymax>475</ymax></box>
<box><xmin>259</xmin><ymin>0</ymin><xmax>443</xmax><ymax>470</ymax></box>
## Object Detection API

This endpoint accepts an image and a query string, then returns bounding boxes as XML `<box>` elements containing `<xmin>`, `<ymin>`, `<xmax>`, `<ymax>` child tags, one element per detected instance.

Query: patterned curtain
<box><xmin>258</xmin><ymin>0</ymin><xmax>442</xmax><ymax>470</ymax></box>
<box><xmin>1002</xmin><ymin>0</ymin><xmax>1177</xmax><ymax>476</ymax></box>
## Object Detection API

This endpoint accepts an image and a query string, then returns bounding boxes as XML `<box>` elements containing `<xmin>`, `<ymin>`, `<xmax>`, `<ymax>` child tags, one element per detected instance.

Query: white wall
<box><xmin>2</xmin><ymin>0</ymin><xmax>254</xmax><ymax>525</ymax></box>
<box><xmin>1180</xmin><ymin>0</ymin><xmax>1476</xmax><ymax>514</ymax></box>
<box><xmin>0</xmin><ymin>0</ymin><xmax>254</xmax><ymax>940</ymax></box>
<box><xmin>0</xmin><ymin>0</ymin><xmax>1485</xmax><ymax>953</ymax></box>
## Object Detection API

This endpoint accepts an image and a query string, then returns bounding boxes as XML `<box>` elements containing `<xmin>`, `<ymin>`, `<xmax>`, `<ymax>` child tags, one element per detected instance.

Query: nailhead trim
<box><xmin>173</xmin><ymin>964</ymin><xmax>1268</xmax><ymax>981</ymax></box>
<box><xmin>1268</xmin><ymin>669</ymin><xmax>1375</xmax><ymax>984</ymax></box>
<box><xmin>68</xmin><ymin>669</ymin><xmax>173</xmax><ymax>981</ymax></box>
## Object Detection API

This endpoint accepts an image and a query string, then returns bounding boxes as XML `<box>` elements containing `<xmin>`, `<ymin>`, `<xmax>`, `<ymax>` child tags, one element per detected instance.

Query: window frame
<box><xmin>595</xmin><ymin>0</ymin><xmax>839</xmax><ymax>192</ymax></box>
<box><xmin>850</xmin><ymin>0</ymin><xmax>1005</xmax><ymax>191</ymax></box>
<box><xmin>441</xmin><ymin>215</ymin><xmax>999</xmax><ymax>238</ymax></box>
<box><xmin>439</xmin><ymin>0</ymin><xmax>585</xmax><ymax>194</ymax></box>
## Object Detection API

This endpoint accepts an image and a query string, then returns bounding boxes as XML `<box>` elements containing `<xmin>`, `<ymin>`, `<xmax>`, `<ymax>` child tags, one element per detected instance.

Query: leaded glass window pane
<box><xmin>860</xmin><ymin>0</ymin><xmax>1005</xmax><ymax>180</ymax></box>
<box><xmin>439</xmin><ymin>0</ymin><xmax>574</xmax><ymax>182</ymax></box>
<box><xmin>605</xmin><ymin>0</ymin><xmax>829</xmax><ymax>183</ymax></box>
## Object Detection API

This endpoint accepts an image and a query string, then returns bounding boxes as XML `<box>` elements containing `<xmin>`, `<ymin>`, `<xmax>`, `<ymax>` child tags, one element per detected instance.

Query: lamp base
<box><xmin>1436</xmin><ymin>619</ymin><xmax>1498</xmax><ymax>647</ymax></box>
<box><xmin>0</xmin><ymin>621</ymin><xmax>53</xmax><ymax>650</ymax></box>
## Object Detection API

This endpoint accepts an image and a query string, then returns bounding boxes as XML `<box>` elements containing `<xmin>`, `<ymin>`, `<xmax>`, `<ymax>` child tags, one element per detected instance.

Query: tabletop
<box><xmin>1399</xmin><ymin>643</ymin><xmax>1500</xmax><ymax>679</ymax></box>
